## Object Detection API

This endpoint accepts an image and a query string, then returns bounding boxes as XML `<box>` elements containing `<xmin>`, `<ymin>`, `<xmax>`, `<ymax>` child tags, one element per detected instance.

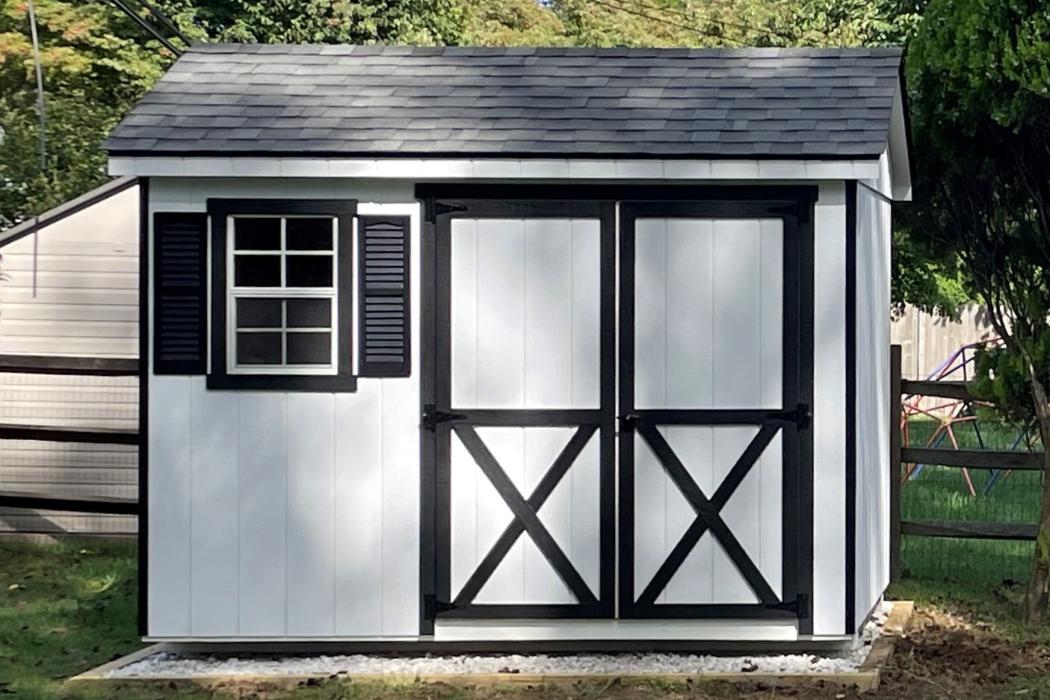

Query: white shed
<box><xmin>106</xmin><ymin>45</ymin><xmax>911</xmax><ymax>649</ymax></box>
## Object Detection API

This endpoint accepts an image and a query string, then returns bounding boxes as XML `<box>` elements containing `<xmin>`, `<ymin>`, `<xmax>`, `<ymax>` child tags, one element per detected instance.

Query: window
<box><xmin>229</xmin><ymin>216</ymin><xmax>336</xmax><ymax>373</ymax></box>
<box><xmin>208</xmin><ymin>199</ymin><xmax>356</xmax><ymax>392</ymax></box>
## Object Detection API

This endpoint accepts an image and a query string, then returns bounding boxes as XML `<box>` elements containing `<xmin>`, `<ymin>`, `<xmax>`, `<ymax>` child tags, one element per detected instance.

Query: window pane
<box><xmin>287</xmin><ymin>298</ymin><xmax>331</xmax><ymax>328</ymax></box>
<box><xmin>237</xmin><ymin>332</ymin><xmax>282</xmax><ymax>365</ymax></box>
<box><xmin>234</xmin><ymin>218</ymin><xmax>280</xmax><ymax>250</ymax></box>
<box><xmin>286</xmin><ymin>218</ymin><xmax>334</xmax><ymax>251</ymax></box>
<box><xmin>286</xmin><ymin>255</ymin><xmax>333</xmax><ymax>287</ymax></box>
<box><xmin>234</xmin><ymin>255</ymin><xmax>281</xmax><ymax>287</ymax></box>
<box><xmin>287</xmin><ymin>332</ymin><xmax>331</xmax><ymax>365</ymax></box>
<box><xmin>236</xmin><ymin>298</ymin><xmax>282</xmax><ymax>328</ymax></box>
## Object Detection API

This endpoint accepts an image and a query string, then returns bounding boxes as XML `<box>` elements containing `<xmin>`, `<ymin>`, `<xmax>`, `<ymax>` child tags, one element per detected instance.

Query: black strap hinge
<box><xmin>422</xmin><ymin>404</ymin><xmax>466</xmax><ymax>432</ymax></box>
<box><xmin>423</xmin><ymin>594</ymin><xmax>454</xmax><ymax>619</ymax></box>
<box><xmin>425</xmin><ymin>199</ymin><xmax>468</xmax><ymax>221</ymax></box>
<box><xmin>766</xmin><ymin>593</ymin><xmax>809</xmax><ymax>618</ymax></box>
<box><xmin>771</xmin><ymin>403</ymin><xmax>811</xmax><ymax>430</ymax></box>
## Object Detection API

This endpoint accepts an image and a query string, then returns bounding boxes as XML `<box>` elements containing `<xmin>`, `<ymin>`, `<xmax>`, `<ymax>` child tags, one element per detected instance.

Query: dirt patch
<box><xmin>873</xmin><ymin>606</ymin><xmax>1050</xmax><ymax>699</ymax></box>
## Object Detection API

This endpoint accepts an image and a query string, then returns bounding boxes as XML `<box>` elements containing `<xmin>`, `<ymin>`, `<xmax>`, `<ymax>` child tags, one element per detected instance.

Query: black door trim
<box><xmin>618</xmin><ymin>198</ymin><xmax>815</xmax><ymax>624</ymax></box>
<box><xmin>422</xmin><ymin>197</ymin><xmax>617</xmax><ymax>622</ymax></box>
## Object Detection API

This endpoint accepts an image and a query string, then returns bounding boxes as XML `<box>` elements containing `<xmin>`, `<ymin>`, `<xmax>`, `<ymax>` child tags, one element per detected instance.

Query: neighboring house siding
<box><xmin>891</xmin><ymin>304</ymin><xmax>994</xmax><ymax>380</ymax></box>
<box><xmin>0</xmin><ymin>184</ymin><xmax>139</xmax><ymax>537</ymax></box>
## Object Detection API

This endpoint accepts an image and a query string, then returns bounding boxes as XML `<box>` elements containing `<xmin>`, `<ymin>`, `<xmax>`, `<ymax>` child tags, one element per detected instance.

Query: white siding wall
<box><xmin>0</xmin><ymin>185</ymin><xmax>140</xmax><ymax>536</ymax></box>
<box><xmin>854</xmin><ymin>186</ymin><xmax>891</xmax><ymax>628</ymax></box>
<box><xmin>812</xmin><ymin>182</ymin><xmax>847</xmax><ymax>635</ymax></box>
<box><xmin>148</xmin><ymin>178</ymin><xmax>420</xmax><ymax>639</ymax></box>
<box><xmin>147</xmin><ymin>176</ymin><xmax>850</xmax><ymax>642</ymax></box>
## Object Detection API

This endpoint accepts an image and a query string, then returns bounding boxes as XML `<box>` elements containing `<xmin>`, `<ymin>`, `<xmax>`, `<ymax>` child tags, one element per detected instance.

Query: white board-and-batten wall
<box><xmin>854</xmin><ymin>181</ymin><xmax>892</xmax><ymax>631</ymax></box>
<box><xmin>0</xmin><ymin>183</ymin><xmax>140</xmax><ymax>537</ymax></box>
<box><xmin>146</xmin><ymin>176</ymin><xmax>857</xmax><ymax>641</ymax></box>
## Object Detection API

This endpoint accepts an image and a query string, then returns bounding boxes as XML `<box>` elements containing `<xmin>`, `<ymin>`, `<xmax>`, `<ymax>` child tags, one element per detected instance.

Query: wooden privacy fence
<box><xmin>890</xmin><ymin>344</ymin><xmax>1043</xmax><ymax>581</ymax></box>
<box><xmin>0</xmin><ymin>354</ymin><xmax>139</xmax><ymax>518</ymax></box>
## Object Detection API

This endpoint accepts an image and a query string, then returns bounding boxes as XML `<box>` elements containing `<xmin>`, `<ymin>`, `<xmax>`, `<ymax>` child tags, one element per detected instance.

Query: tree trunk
<box><xmin>1024</xmin><ymin>374</ymin><xmax>1050</xmax><ymax>623</ymax></box>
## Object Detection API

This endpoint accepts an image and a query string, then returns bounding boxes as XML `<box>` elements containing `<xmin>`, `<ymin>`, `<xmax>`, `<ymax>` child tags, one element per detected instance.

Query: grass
<box><xmin>0</xmin><ymin>540</ymin><xmax>140</xmax><ymax>700</ymax></box>
<box><xmin>2</xmin><ymin>413</ymin><xmax>1046</xmax><ymax>698</ymax></box>
<box><xmin>3</xmin><ymin>539</ymin><xmax>1050</xmax><ymax>698</ymax></box>
<box><xmin>900</xmin><ymin>415</ymin><xmax>1042</xmax><ymax>585</ymax></box>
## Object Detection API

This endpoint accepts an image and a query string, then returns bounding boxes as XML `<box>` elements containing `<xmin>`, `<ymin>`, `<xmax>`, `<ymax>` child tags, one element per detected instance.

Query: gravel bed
<box><xmin>108</xmin><ymin>601</ymin><xmax>891</xmax><ymax>678</ymax></box>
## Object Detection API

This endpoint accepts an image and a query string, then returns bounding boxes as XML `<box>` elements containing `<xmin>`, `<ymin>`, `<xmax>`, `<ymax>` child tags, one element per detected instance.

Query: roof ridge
<box><xmin>185</xmin><ymin>43</ymin><xmax>903</xmax><ymax>57</ymax></box>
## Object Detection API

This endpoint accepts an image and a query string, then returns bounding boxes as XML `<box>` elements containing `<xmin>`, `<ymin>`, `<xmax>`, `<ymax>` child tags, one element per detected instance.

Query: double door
<box><xmin>422</xmin><ymin>193</ymin><xmax>812</xmax><ymax>626</ymax></box>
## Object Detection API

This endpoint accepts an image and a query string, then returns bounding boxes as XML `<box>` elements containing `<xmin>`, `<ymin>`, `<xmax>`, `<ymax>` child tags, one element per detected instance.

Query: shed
<box><xmin>106</xmin><ymin>45</ymin><xmax>910</xmax><ymax>649</ymax></box>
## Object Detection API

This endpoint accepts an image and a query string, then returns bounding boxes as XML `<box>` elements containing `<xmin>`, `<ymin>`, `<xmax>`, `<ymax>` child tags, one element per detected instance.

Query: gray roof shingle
<box><xmin>105</xmin><ymin>45</ymin><xmax>903</xmax><ymax>158</ymax></box>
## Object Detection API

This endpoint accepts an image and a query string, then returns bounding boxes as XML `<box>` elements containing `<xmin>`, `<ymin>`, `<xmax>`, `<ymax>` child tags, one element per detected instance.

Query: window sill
<box><xmin>206</xmin><ymin>372</ymin><xmax>357</xmax><ymax>393</ymax></box>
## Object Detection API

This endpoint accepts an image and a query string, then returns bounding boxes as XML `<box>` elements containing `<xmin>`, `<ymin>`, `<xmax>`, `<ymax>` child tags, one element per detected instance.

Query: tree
<box><xmin>907</xmin><ymin>0</ymin><xmax>1050</xmax><ymax>621</ymax></box>
<box><xmin>0</xmin><ymin>0</ymin><xmax>178</xmax><ymax>228</ymax></box>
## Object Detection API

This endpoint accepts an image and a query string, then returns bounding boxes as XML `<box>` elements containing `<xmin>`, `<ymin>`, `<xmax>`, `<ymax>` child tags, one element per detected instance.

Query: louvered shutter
<box><xmin>153</xmin><ymin>213</ymin><xmax>207</xmax><ymax>374</ymax></box>
<box><xmin>358</xmin><ymin>216</ymin><xmax>410</xmax><ymax>377</ymax></box>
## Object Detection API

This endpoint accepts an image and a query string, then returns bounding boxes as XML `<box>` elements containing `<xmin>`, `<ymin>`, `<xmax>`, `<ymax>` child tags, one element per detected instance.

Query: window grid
<box><xmin>227</xmin><ymin>216</ymin><xmax>338</xmax><ymax>375</ymax></box>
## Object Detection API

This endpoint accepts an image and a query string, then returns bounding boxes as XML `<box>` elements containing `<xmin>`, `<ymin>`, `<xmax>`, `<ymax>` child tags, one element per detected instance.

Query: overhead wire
<box><xmin>109</xmin><ymin>0</ymin><xmax>183</xmax><ymax>56</ymax></box>
<box><xmin>588</xmin><ymin>0</ymin><xmax>791</xmax><ymax>46</ymax></box>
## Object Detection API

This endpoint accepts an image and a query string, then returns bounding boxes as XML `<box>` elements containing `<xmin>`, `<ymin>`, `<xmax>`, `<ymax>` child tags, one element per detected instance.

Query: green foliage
<box><xmin>0</xmin><ymin>0</ymin><xmax>179</xmax><ymax>228</ymax></box>
<box><xmin>907</xmin><ymin>0</ymin><xmax>1050</xmax><ymax>421</ymax></box>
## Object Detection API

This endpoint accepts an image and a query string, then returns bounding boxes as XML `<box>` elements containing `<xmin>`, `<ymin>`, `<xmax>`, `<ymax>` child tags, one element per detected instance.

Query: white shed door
<box><xmin>429</xmin><ymin>200</ymin><xmax>616</xmax><ymax>619</ymax></box>
<box><xmin>618</xmin><ymin>201</ymin><xmax>809</xmax><ymax>622</ymax></box>
<box><xmin>426</xmin><ymin>196</ymin><xmax>810</xmax><ymax>625</ymax></box>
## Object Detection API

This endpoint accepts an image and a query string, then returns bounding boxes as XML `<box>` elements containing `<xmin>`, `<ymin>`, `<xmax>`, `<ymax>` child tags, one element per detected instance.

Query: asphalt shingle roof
<box><xmin>106</xmin><ymin>44</ymin><xmax>903</xmax><ymax>159</ymax></box>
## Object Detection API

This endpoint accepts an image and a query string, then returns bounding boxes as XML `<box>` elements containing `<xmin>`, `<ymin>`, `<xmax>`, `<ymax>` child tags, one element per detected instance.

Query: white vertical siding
<box><xmin>145</xmin><ymin>175</ymin><xmax>854</xmax><ymax>642</ymax></box>
<box><xmin>812</xmin><ymin>183</ymin><xmax>847</xmax><ymax>635</ymax></box>
<box><xmin>147</xmin><ymin>179</ymin><xmax>420</xmax><ymax>639</ymax></box>
<box><xmin>0</xmin><ymin>184</ymin><xmax>140</xmax><ymax>537</ymax></box>
<box><xmin>631</xmin><ymin>218</ymin><xmax>783</xmax><ymax>606</ymax></box>
<box><xmin>854</xmin><ymin>185</ymin><xmax>891</xmax><ymax>627</ymax></box>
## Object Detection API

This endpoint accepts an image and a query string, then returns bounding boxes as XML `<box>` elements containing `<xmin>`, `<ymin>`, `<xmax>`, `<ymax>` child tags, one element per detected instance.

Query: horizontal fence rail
<box><xmin>901</xmin><ymin>447</ymin><xmax>1044</xmax><ymax>471</ymax></box>
<box><xmin>901</xmin><ymin>519</ymin><xmax>1037</xmax><ymax>541</ymax></box>
<box><xmin>891</xmin><ymin>344</ymin><xmax>1044</xmax><ymax>580</ymax></box>
<box><xmin>0</xmin><ymin>353</ymin><xmax>138</xmax><ymax>376</ymax></box>
<box><xmin>0</xmin><ymin>355</ymin><xmax>141</xmax><ymax>518</ymax></box>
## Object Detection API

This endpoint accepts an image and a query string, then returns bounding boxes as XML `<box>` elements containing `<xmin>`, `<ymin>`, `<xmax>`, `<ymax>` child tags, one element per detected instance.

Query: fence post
<box><xmin>890</xmin><ymin>344</ymin><xmax>903</xmax><ymax>582</ymax></box>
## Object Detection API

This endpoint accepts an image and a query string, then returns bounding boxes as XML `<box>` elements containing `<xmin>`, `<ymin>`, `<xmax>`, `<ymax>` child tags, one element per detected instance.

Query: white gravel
<box><xmin>108</xmin><ymin>602</ymin><xmax>891</xmax><ymax>678</ymax></box>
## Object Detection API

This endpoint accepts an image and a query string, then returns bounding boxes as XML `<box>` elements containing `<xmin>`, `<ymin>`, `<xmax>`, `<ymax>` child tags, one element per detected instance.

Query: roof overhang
<box><xmin>109</xmin><ymin>156</ymin><xmax>886</xmax><ymax>183</ymax></box>
<box><xmin>883</xmin><ymin>77</ymin><xmax>912</xmax><ymax>201</ymax></box>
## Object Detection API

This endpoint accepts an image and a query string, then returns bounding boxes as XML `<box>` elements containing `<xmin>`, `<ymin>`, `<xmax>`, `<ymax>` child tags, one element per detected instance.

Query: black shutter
<box><xmin>358</xmin><ymin>215</ymin><xmax>410</xmax><ymax>377</ymax></box>
<box><xmin>153</xmin><ymin>213</ymin><xmax>207</xmax><ymax>374</ymax></box>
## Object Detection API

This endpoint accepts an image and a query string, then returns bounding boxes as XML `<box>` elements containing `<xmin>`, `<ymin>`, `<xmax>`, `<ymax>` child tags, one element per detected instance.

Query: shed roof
<box><xmin>106</xmin><ymin>45</ymin><xmax>904</xmax><ymax>159</ymax></box>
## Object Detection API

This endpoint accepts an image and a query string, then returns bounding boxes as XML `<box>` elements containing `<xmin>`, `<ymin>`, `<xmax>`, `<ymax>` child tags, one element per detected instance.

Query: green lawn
<box><xmin>0</xmin><ymin>540</ymin><xmax>139</xmax><ymax>700</ymax></box>
<box><xmin>3</xmin><ymin>539</ymin><xmax>1050</xmax><ymax>699</ymax></box>
<box><xmin>900</xmin><ymin>415</ymin><xmax>1041</xmax><ymax>585</ymax></box>
<box><xmin>2</xmin><ymin>413</ymin><xmax>1046</xmax><ymax>699</ymax></box>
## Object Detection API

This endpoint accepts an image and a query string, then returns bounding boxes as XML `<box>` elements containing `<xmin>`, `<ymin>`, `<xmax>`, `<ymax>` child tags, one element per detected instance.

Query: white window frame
<box><xmin>225</xmin><ymin>214</ymin><xmax>339</xmax><ymax>376</ymax></box>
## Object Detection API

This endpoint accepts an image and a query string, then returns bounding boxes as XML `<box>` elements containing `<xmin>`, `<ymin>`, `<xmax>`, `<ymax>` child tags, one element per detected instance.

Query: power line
<box><xmin>587</xmin><ymin>0</ymin><xmax>748</xmax><ymax>46</ymax></box>
<box><xmin>134</xmin><ymin>0</ymin><xmax>192</xmax><ymax>46</ymax></box>
<box><xmin>630</xmin><ymin>0</ymin><xmax>795</xmax><ymax>43</ymax></box>
<box><xmin>109</xmin><ymin>0</ymin><xmax>183</xmax><ymax>56</ymax></box>
<box><xmin>590</xmin><ymin>0</ymin><xmax>791</xmax><ymax>46</ymax></box>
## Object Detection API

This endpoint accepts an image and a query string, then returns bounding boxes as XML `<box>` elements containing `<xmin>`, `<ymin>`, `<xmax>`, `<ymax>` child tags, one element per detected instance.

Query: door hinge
<box><xmin>423</xmin><ymin>594</ymin><xmax>454</xmax><ymax>619</ymax></box>
<box><xmin>770</xmin><ymin>202</ymin><xmax>811</xmax><ymax>225</ymax></box>
<box><xmin>425</xmin><ymin>199</ymin><xmax>468</xmax><ymax>222</ymax></box>
<box><xmin>766</xmin><ymin>593</ymin><xmax>809</xmax><ymax>619</ymax></box>
<box><xmin>422</xmin><ymin>404</ymin><xmax>466</xmax><ymax>432</ymax></box>
<box><xmin>772</xmin><ymin>403</ymin><xmax>811</xmax><ymax>430</ymax></box>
